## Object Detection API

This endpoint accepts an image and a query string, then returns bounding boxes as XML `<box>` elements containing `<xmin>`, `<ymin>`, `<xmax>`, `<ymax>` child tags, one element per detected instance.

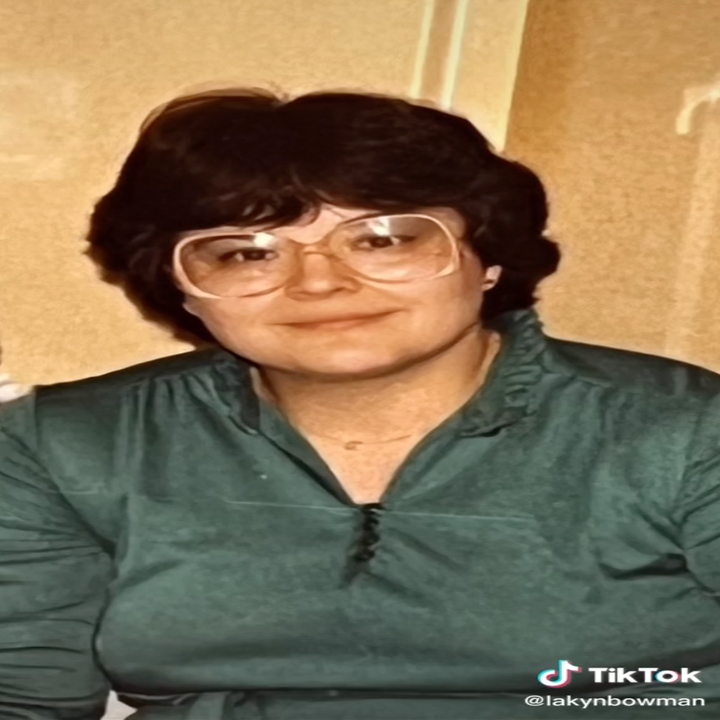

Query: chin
<box><xmin>286</xmin><ymin>350</ymin><xmax>411</xmax><ymax>379</ymax></box>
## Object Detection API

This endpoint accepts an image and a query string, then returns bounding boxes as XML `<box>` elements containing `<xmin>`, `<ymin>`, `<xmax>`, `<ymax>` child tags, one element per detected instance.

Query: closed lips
<box><xmin>287</xmin><ymin>312</ymin><xmax>391</xmax><ymax>324</ymax></box>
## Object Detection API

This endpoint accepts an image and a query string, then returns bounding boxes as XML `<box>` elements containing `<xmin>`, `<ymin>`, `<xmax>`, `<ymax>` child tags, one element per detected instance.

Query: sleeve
<box><xmin>0</xmin><ymin>393</ymin><xmax>114</xmax><ymax>719</ymax></box>
<box><xmin>677</xmin><ymin>394</ymin><xmax>720</xmax><ymax>595</ymax></box>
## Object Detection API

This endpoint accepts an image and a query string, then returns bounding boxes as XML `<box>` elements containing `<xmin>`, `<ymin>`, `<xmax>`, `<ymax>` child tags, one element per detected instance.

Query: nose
<box><xmin>284</xmin><ymin>247</ymin><xmax>359</xmax><ymax>291</ymax></box>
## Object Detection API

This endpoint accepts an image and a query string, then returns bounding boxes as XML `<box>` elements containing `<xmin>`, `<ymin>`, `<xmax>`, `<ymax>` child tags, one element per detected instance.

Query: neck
<box><xmin>250</xmin><ymin>323</ymin><xmax>502</xmax><ymax>444</ymax></box>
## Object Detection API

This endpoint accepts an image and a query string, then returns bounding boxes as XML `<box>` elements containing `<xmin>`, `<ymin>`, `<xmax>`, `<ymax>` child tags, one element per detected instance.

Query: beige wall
<box><xmin>0</xmin><ymin>0</ymin><xmax>529</xmax><ymax>386</ymax></box>
<box><xmin>505</xmin><ymin>0</ymin><xmax>720</xmax><ymax>371</ymax></box>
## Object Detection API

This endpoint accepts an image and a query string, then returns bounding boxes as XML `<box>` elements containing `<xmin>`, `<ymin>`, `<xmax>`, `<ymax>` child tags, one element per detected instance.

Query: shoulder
<box><xmin>4</xmin><ymin>346</ymin><xmax>244</xmax><ymax>449</ymax></box>
<box><xmin>35</xmin><ymin>347</ymin><xmax>229</xmax><ymax>402</ymax></box>
<box><xmin>0</xmin><ymin>347</ymin><xmax>247</xmax><ymax>506</ymax></box>
<box><xmin>32</xmin><ymin>346</ymin><xmax>241</xmax><ymax>419</ymax></box>
<box><xmin>543</xmin><ymin>334</ymin><xmax>720</xmax><ymax>401</ymax></box>
<box><xmin>540</xmin><ymin>335</ymin><xmax>720</xmax><ymax>474</ymax></box>
<box><xmin>539</xmin><ymin>335</ymin><xmax>720</xmax><ymax>510</ymax></box>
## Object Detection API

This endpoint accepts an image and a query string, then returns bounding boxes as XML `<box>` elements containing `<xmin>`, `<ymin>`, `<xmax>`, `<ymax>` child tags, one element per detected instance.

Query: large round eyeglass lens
<box><xmin>179</xmin><ymin>216</ymin><xmax>453</xmax><ymax>297</ymax></box>
<box><xmin>338</xmin><ymin>216</ymin><xmax>453</xmax><ymax>281</ymax></box>
<box><xmin>179</xmin><ymin>233</ymin><xmax>286</xmax><ymax>297</ymax></box>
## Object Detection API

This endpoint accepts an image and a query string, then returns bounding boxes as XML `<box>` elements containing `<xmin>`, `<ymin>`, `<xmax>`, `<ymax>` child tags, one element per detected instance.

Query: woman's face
<box><xmin>178</xmin><ymin>204</ymin><xmax>501</xmax><ymax>380</ymax></box>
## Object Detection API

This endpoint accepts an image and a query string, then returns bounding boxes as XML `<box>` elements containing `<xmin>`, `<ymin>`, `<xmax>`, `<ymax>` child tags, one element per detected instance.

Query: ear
<box><xmin>183</xmin><ymin>301</ymin><xmax>199</xmax><ymax>317</ymax></box>
<box><xmin>483</xmin><ymin>265</ymin><xmax>502</xmax><ymax>290</ymax></box>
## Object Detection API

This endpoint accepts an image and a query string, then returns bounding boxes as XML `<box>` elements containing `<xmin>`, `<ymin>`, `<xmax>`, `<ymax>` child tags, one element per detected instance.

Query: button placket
<box><xmin>347</xmin><ymin>502</ymin><xmax>384</xmax><ymax>574</ymax></box>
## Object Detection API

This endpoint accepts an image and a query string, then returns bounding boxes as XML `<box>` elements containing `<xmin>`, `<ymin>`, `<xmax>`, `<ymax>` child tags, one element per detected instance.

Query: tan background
<box><xmin>505</xmin><ymin>0</ymin><xmax>720</xmax><ymax>372</ymax></box>
<box><xmin>0</xmin><ymin>0</ymin><xmax>529</xmax><ymax>388</ymax></box>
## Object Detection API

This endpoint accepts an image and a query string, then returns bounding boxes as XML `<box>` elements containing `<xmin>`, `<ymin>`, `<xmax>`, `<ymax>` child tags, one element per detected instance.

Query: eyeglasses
<box><xmin>172</xmin><ymin>213</ymin><xmax>461</xmax><ymax>299</ymax></box>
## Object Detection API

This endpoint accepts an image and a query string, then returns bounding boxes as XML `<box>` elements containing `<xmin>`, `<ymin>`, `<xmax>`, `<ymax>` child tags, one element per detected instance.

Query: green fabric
<box><xmin>2</xmin><ymin>307</ymin><xmax>720</xmax><ymax>720</ymax></box>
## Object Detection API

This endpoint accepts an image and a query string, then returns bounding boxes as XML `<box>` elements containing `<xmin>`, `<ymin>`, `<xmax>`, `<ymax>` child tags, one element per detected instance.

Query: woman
<box><xmin>1</xmin><ymin>89</ymin><xmax>719</xmax><ymax>720</ymax></box>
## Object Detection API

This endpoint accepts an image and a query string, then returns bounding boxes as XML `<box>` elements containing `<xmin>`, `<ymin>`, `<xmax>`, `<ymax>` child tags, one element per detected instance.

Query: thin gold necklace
<box><xmin>253</xmin><ymin>330</ymin><xmax>501</xmax><ymax>451</ymax></box>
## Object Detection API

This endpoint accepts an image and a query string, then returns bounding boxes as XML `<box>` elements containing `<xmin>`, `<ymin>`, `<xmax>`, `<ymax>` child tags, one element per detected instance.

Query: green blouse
<box><xmin>2</xmin><ymin>308</ymin><xmax>720</xmax><ymax>719</ymax></box>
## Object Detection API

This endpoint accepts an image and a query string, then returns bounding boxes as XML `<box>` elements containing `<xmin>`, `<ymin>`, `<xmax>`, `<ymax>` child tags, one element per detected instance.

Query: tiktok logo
<box><xmin>537</xmin><ymin>659</ymin><xmax>583</xmax><ymax>687</ymax></box>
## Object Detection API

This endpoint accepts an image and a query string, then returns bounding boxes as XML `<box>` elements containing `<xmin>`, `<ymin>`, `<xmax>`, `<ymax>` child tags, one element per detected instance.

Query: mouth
<box><xmin>286</xmin><ymin>312</ymin><xmax>394</xmax><ymax>330</ymax></box>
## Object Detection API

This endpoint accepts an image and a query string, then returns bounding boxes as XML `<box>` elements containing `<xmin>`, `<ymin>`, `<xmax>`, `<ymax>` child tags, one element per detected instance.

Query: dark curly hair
<box><xmin>84</xmin><ymin>87</ymin><xmax>561</xmax><ymax>346</ymax></box>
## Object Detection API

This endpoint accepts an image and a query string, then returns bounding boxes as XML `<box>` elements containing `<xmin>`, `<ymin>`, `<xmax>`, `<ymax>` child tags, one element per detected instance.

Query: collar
<box><xmin>212</xmin><ymin>307</ymin><xmax>548</xmax><ymax>438</ymax></box>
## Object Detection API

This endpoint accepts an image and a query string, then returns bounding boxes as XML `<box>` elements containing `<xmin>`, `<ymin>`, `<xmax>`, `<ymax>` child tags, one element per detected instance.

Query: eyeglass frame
<box><xmin>171</xmin><ymin>211</ymin><xmax>467</xmax><ymax>300</ymax></box>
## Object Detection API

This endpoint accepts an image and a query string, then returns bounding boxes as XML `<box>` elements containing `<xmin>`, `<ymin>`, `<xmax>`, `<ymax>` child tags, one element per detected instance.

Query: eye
<box><xmin>196</xmin><ymin>235</ymin><xmax>278</xmax><ymax>264</ymax></box>
<box><xmin>216</xmin><ymin>247</ymin><xmax>275</xmax><ymax>263</ymax></box>
<box><xmin>353</xmin><ymin>234</ymin><xmax>417</xmax><ymax>250</ymax></box>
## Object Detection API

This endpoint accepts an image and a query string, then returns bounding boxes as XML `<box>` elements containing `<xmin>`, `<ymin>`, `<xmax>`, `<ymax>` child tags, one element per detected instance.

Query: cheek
<box><xmin>420</xmin><ymin>269</ymin><xmax>486</xmax><ymax>314</ymax></box>
<box><xmin>188</xmin><ymin>302</ymin><xmax>266</xmax><ymax>350</ymax></box>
